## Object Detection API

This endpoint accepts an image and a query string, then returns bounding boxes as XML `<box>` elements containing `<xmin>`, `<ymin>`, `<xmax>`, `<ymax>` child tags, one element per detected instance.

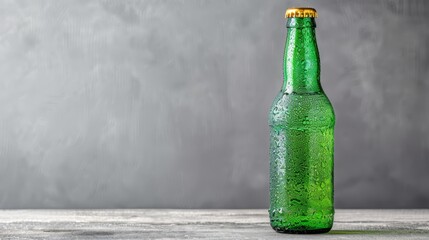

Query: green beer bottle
<box><xmin>268</xmin><ymin>8</ymin><xmax>335</xmax><ymax>234</ymax></box>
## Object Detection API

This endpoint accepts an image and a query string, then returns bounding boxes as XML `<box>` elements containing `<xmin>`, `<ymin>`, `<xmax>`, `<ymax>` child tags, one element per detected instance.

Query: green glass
<box><xmin>268</xmin><ymin>17</ymin><xmax>335</xmax><ymax>234</ymax></box>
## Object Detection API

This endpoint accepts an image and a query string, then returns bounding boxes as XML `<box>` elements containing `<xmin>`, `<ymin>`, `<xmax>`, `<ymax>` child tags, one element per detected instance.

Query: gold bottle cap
<box><xmin>285</xmin><ymin>8</ymin><xmax>317</xmax><ymax>18</ymax></box>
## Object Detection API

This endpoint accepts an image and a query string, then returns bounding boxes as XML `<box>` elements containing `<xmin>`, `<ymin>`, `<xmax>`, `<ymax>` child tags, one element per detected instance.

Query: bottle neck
<box><xmin>283</xmin><ymin>18</ymin><xmax>321</xmax><ymax>94</ymax></box>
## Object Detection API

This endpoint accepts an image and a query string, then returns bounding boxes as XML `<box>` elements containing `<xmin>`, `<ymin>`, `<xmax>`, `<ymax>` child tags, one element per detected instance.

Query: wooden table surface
<box><xmin>0</xmin><ymin>209</ymin><xmax>428</xmax><ymax>239</ymax></box>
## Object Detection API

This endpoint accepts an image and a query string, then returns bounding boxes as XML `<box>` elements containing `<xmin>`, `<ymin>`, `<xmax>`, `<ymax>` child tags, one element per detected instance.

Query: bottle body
<box><xmin>269</xmin><ymin>91</ymin><xmax>334</xmax><ymax>233</ymax></box>
<box><xmin>269</xmin><ymin>13</ymin><xmax>335</xmax><ymax>233</ymax></box>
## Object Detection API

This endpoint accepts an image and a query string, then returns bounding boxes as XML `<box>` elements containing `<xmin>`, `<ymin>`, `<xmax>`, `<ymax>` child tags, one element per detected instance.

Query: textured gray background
<box><xmin>0</xmin><ymin>0</ymin><xmax>428</xmax><ymax>209</ymax></box>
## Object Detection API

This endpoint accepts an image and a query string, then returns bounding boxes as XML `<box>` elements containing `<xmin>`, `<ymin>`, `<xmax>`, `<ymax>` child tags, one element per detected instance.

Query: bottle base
<box><xmin>273</xmin><ymin>227</ymin><xmax>331</xmax><ymax>234</ymax></box>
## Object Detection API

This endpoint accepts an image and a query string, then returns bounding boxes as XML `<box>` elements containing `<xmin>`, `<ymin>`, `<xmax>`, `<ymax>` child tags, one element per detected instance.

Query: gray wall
<box><xmin>0</xmin><ymin>0</ymin><xmax>428</xmax><ymax>209</ymax></box>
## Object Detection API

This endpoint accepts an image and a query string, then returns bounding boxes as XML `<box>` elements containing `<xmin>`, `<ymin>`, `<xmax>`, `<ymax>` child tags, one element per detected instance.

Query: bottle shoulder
<box><xmin>269</xmin><ymin>91</ymin><xmax>335</xmax><ymax>128</ymax></box>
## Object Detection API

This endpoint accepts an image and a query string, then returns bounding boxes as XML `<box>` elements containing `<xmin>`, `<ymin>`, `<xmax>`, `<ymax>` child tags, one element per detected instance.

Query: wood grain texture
<box><xmin>0</xmin><ymin>209</ymin><xmax>428</xmax><ymax>239</ymax></box>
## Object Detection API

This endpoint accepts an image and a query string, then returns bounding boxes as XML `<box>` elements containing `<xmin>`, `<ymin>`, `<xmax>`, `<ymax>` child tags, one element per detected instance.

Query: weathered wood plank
<box><xmin>0</xmin><ymin>210</ymin><xmax>427</xmax><ymax>239</ymax></box>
